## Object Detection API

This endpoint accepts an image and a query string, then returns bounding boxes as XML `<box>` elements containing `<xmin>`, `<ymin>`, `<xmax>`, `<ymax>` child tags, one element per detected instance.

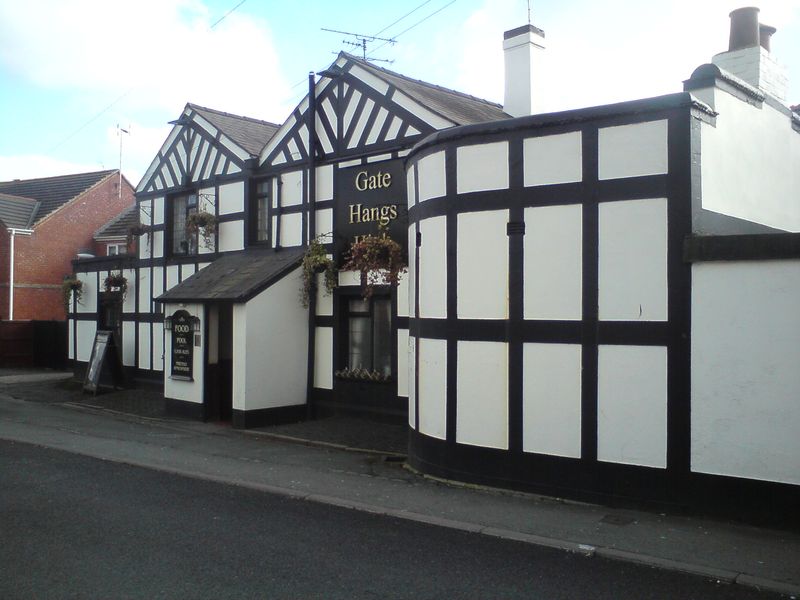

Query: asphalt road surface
<box><xmin>0</xmin><ymin>440</ymin><xmax>782</xmax><ymax>600</ymax></box>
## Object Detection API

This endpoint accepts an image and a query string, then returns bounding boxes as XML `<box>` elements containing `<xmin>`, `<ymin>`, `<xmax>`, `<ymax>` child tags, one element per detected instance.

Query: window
<box><xmin>106</xmin><ymin>243</ymin><xmax>125</xmax><ymax>256</ymax></box>
<box><xmin>345</xmin><ymin>296</ymin><xmax>392</xmax><ymax>377</ymax></box>
<box><xmin>252</xmin><ymin>180</ymin><xmax>270</xmax><ymax>243</ymax></box>
<box><xmin>172</xmin><ymin>193</ymin><xmax>198</xmax><ymax>255</ymax></box>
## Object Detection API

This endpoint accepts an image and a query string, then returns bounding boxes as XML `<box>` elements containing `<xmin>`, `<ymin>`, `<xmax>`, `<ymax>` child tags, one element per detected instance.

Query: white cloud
<box><xmin>448</xmin><ymin>0</ymin><xmax>800</xmax><ymax>113</ymax></box>
<box><xmin>0</xmin><ymin>0</ymin><xmax>291</xmax><ymax>121</ymax></box>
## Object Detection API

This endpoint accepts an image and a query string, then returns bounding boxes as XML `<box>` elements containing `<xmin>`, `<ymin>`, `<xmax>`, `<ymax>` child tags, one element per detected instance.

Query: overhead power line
<box><xmin>47</xmin><ymin>0</ymin><xmax>249</xmax><ymax>154</ymax></box>
<box><xmin>367</xmin><ymin>0</ymin><xmax>459</xmax><ymax>57</ymax></box>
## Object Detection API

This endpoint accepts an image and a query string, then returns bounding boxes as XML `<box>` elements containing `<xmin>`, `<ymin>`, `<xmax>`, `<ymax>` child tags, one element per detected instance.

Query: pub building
<box><xmin>69</xmin><ymin>9</ymin><xmax>800</xmax><ymax>524</ymax></box>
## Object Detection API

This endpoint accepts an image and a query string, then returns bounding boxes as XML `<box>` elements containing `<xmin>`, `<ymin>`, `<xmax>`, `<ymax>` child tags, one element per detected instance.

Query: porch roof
<box><xmin>155</xmin><ymin>247</ymin><xmax>304</xmax><ymax>303</ymax></box>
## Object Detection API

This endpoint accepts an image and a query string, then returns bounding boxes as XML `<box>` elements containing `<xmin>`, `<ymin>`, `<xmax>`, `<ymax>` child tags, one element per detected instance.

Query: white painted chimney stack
<box><xmin>712</xmin><ymin>7</ymin><xmax>788</xmax><ymax>102</ymax></box>
<box><xmin>503</xmin><ymin>24</ymin><xmax>545</xmax><ymax>117</ymax></box>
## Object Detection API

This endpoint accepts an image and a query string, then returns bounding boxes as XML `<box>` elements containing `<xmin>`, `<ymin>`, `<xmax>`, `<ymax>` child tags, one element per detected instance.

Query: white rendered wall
<box><xmin>408</xmin><ymin>336</ymin><xmax>416</xmax><ymax>428</ymax></box>
<box><xmin>417</xmin><ymin>151</ymin><xmax>446</xmax><ymax>202</ymax></box>
<box><xmin>122</xmin><ymin>321</ymin><xmax>135</xmax><ymax>367</ymax></box>
<box><xmin>138</xmin><ymin>268</ymin><xmax>151</xmax><ymax>314</ymax></box>
<box><xmin>597</xmin><ymin>345</ymin><xmax>667</xmax><ymax>468</ymax></box>
<box><xmin>138</xmin><ymin>323</ymin><xmax>151</xmax><ymax>371</ymax></box>
<box><xmin>280</xmin><ymin>213</ymin><xmax>303</xmax><ymax>247</ymax></box>
<box><xmin>163</xmin><ymin>303</ymin><xmax>204</xmax><ymax>404</ymax></box>
<box><xmin>314</xmin><ymin>326</ymin><xmax>333</xmax><ymax>390</ymax></box>
<box><xmin>598</xmin><ymin>120</ymin><xmax>668</xmax><ymax>180</ymax></box>
<box><xmin>523</xmin><ymin>132</ymin><xmax>582</xmax><ymax>186</ymax></box>
<box><xmin>397</xmin><ymin>328</ymin><xmax>409</xmax><ymax>398</ymax></box>
<box><xmin>457</xmin><ymin>142</ymin><xmax>509</xmax><ymax>194</ymax></box>
<box><xmin>457</xmin><ymin>341</ymin><xmax>508</xmax><ymax>449</ymax></box>
<box><xmin>218</xmin><ymin>220</ymin><xmax>244</xmax><ymax>252</ymax></box>
<box><xmin>76</xmin><ymin>271</ymin><xmax>97</xmax><ymax>313</ymax></box>
<box><xmin>524</xmin><ymin>204</ymin><xmax>582</xmax><ymax>320</ymax></box>
<box><xmin>418</xmin><ymin>338</ymin><xmax>447</xmax><ymax>440</ymax></box>
<box><xmin>692</xmin><ymin>260</ymin><xmax>800</xmax><ymax>485</ymax></box>
<box><xmin>234</xmin><ymin>268</ymin><xmax>308</xmax><ymax>411</ymax></box>
<box><xmin>699</xmin><ymin>89</ymin><xmax>800</xmax><ymax>231</ymax></box>
<box><xmin>523</xmin><ymin>343</ymin><xmax>582</xmax><ymax>458</ymax></box>
<box><xmin>218</xmin><ymin>182</ymin><xmax>244</xmax><ymax>215</ymax></box>
<box><xmin>76</xmin><ymin>321</ymin><xmax>96</xmax><ymax>362</ymax></box>
<box><xmin>458</xmin><ymin>210</ymin><xmax>509</xmax><ymax>319</ymax></box>
<box><xmin>419</xmin><ymin>216</ymin><xmax>447</xmax><ymax>319</ymax></box>
<box><xmin>281</xmin><ymin>170</ymin><xmax>304</xmax><ymax>206</ymax></box>
<box><xmin>166</xmin><ymin>265</ymin><xmax>179</xmax><ymax>292</ymax></box>
<box><xmin>316</xmin><ymin>165</ymin><xmax>333</xmax><ymax>201</ymax></box>
<box><xmin>599</xmin><ymin>198</ymin><xmax>668</xmax><ymax>321</ymax></box>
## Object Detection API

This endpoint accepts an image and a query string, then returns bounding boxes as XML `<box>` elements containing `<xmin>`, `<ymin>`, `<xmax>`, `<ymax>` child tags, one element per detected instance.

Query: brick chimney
<box><xmin>503</xmin><ymin>24</ymin><xmax>545</xmax><ymax>117</ymax></box>
<box><xmin>712</xmin><ymin>7</ymin><xmax>787</xmax><ymax>102</ymax></box>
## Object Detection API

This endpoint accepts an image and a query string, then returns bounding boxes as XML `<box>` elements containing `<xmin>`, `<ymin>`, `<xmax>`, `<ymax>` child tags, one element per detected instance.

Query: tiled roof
<box><xmin>156</xmin><ymin>247</ymin><xmax>305</xmax><ymax>303</ymax></box>
<box><xmin>0</xmin><ymin>193</ymin><xmax>39</xmax><ymax>228</ymax></box>
<box><xmin>94</xmin><ymin>204</ymin><xmax>139</xmax><ymax>240</ymax></box>
<box><xmin>189</xmin><ymin>104</ymin><xmax>280</xmax><ymax>156</ymax></box>
<box><xmin>0</xmin><ymin>170</ymin><xmax>117</xmax><ymax>225</ymax></box>
<box><xmin>346</xmin><ymin>53</ymin><xmax>510</xmax><ymax>125</ymax></box>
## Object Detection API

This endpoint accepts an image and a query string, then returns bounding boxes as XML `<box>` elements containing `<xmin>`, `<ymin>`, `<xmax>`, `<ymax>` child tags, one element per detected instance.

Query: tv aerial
<box><xmin>321</xmin><ymin>28</ymin><xmax>396</xmax><ymax>64</ymax></box>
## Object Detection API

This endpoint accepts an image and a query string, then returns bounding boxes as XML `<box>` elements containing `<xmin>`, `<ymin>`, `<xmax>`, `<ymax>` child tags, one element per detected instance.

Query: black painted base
<box><xmin>409</xmin><ymin>430</ymin><xmax>800</xmax><ymax>531</ymax></box>
<box><xmin>164</xmin><ymin>397</ymin><xmax>205</xmax><ymax>420</ymax></box>
<box><xmin>232</xmin><ymin>405</ymin><xmax>306</xmax><ymax>429</ymax></box>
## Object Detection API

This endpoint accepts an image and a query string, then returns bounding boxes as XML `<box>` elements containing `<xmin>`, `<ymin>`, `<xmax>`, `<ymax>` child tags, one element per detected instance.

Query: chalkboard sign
<box><xmin>170</xmin><ymin>310</ymin><xmax>195</xmax><ymax>381</ymax></box>
<box><xmin>83</xmin><ymin>330</ymin><xmax>124</xmax><ymax>394</ymax></box>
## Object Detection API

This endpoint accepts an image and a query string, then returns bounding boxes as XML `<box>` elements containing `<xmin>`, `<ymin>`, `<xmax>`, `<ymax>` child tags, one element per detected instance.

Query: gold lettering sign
<box><xmin>355</xmin><ymin>170</ymin><xmax>392</xmax><ymax>191</ymax></box>
<box><xmin>348</xmin><ymin>203</ymin><xmax>398</xmax><ymax>227</ymax></box>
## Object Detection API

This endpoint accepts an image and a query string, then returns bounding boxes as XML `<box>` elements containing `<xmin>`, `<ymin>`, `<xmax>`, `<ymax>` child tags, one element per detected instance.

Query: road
<box><xmin>0</xmin><ymin>440</ymin><xmax>781</xmax><ymax>600</ymax></box>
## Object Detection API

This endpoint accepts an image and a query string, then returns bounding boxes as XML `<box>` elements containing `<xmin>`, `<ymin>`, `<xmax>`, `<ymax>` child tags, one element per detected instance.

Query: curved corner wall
<box><xmin>405</xmin><ymin>99</ymin><xmax>703</xmax><ymax>511</ymax></box>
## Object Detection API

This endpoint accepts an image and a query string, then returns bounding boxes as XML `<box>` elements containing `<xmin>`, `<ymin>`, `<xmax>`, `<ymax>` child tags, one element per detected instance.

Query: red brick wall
<box><xmin>0</xmin><ymin>228</ymin><xmax>9</xmax><ymax>320</ymax></box>
<box><xmin>5</xmin><ymin>173</ymin><xmax>134</xmax><ymax>321</ymax></box>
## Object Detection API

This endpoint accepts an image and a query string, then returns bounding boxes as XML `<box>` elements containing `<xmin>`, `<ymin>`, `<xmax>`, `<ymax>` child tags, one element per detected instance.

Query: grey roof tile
<box><xmin>156</xmin><ymin>247</ymin><xmax>305</xmax><ymax>303</ymax></box>
<box><xmin>188</xmin><ymin>104</ymin><xmax>280</xmax><ymax>156</ymax></box>
<box><xmin>94</xmin><ymin>204</ymin><xmax>139</xmax><ymax>239</ymax></box>
<box><xmin>0</xmin><ymin>193</ymin><xmax>39</xmax><ymax>228</ymax></box>
<box><xmin>345</xmin><ymin>53</ymin><xmax>510</xmax><ymax>125</ymax></box>
<box><xmin>0</xmin><ymin>170</ymin><xmax>117</xmax><ymax>224</ymax></box>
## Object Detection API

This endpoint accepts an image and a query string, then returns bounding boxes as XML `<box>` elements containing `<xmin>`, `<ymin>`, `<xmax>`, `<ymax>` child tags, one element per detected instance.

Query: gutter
<box><xmin>6</xmin><ymin>227</ymin><xmax>34</xmax><ymax>320</ymax></box>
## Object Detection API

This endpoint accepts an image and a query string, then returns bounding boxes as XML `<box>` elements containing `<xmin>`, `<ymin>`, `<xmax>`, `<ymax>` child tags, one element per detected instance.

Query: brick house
<box><xmin>0</xmin><ymin>170</ymin><xmax>134</xmax><ymax>321</ymax></box>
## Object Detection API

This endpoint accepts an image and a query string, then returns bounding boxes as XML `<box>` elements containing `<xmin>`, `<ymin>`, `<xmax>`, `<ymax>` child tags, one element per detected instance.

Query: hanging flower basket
<box><xmin>341</xmin><ymin>233</ymin><xmax>407</xmax><ymax>299</ymax></box>
<box><xmin>300</xmin><ymin>235</ymin><xmax>337</xmax><ymax>308</ymax></box>
<box><xmin>62</xmin><ymin>277</ymin><xmax>83</xmax><ymax>312</ymax></box>
<box><xmin>126</xmin><ymin>223</ymin><xmax>151</xmax><ymax>253</ymax></box>
<box><xmin>186</xmin><ymin>211</ymin><xmax>216</xmax><ymax>249</ymax></box>
<box><xmin>104</xmin><ymin>272</ymin><xmax>128</xmax><ymax>298</ymax></box>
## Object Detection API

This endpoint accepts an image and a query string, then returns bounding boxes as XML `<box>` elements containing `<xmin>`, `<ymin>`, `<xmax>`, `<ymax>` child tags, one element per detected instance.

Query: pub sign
<box><xmin>169</xmin><ymin>309</ymin><xmax>196</xmax><ymax>380</ymax></box>
<box><xmin>334</xmin><ymin>159</ymin><xmax>408</xmax><ymax>260</ymax></box>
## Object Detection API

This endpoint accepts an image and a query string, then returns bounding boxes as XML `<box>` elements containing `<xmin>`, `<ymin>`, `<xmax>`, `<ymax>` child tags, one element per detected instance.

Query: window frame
<box><xmin>339</xmin><ymin>293</ymin><xmax>393</xmax><ymax>379</ymax></box>
<box><xmin>168</xmin><ymin>191</ymin><xmax>199</xmax><ymax>256</ymax></box>
<box><xmin>249</xmin><ymin>178</ymin><xmax>271</xmax><ymax>246</ymax></box>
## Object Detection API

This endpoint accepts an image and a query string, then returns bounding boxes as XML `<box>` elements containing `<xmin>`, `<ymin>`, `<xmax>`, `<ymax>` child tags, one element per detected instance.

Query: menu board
<box><xmin>83</xmin><ymin>330</ymin><xmax>123</xmax><ymax>393</ymax></box>
<box><xmin>170</xmin><ymin>310</ymin><xmax>194</xmax><ymax>380</ymax></box>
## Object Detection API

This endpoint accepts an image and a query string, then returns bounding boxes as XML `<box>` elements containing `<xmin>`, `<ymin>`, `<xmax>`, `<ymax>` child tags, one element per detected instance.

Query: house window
<box><xmin>106</xmin><ymin>243</ymin><xmax>125</xmax><ymax>256</ymax></box>
<box><xmin>253</xmin><ymin>180</ymin><xmax>270</xmax><ymax>243</ymax></box>
<box><xmin>172</xmin><ymin>193</ymin><xmax>198</xmax><ymax>255</ymax></box>
<box><xmin>345</xmin><ymin>296</ymin><xmax>392</xmax><ymax>377</ymax></box>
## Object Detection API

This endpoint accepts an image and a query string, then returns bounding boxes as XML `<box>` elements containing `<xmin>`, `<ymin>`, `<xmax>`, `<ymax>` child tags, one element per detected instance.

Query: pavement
<box><xmin>1</xmin><ymin>368</ymin><xmax>798</xmax><ymax>598</ymax></box>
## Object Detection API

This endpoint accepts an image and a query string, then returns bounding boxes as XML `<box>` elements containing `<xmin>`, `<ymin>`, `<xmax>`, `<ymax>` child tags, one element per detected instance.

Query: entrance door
<box><xmin>204</xmin><ymin>304</ymin><xmax>233</xmax><ymax>421</ymax></box>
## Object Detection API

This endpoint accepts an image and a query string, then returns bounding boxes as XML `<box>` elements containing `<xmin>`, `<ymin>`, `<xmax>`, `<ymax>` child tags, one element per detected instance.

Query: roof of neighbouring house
<box><xmin>94</xmin><ymin>204</ymin><xmax>139</xmax><ymax>240</ymax></box>
<box><xmin>0</xmin><ymin>192</ymin><xmax>40</xmax><ymax>228</ymax></box>
<box><xmin>344</xmin><ymin>53</ymin><xmax>510</xmax><ymax>125</ymax></box>
<box><xmin>188</xmin><ymin>104</ymin><xmax>281</xmax><ymax>156</ymax></box>
<box><xmin>0</xmin><ymin>169</ymin><xmax>118</xmax><ymax>225</ymax></box>
<box><xmin>155</xmin><ymin>247</ymin><xmax>305</xmax><ymax>303</ymax></box>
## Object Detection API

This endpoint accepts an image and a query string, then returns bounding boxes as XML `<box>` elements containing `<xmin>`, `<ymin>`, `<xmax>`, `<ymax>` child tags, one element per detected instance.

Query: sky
<box><xmin>0</xmin><ymin>0</ymin><xmax>798</xmax><ymax>188</ymax></box>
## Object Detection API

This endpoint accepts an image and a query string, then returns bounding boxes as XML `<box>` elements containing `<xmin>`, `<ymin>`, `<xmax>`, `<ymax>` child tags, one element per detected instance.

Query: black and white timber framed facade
<box><xmin>69</xmin><ymin>17</ymin><xmax>800</xmax><ymax>526</ymax></box>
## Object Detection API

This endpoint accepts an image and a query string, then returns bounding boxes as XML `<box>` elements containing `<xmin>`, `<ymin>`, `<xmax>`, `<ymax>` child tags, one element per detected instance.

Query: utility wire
<box><xmin>48</xmin><ymin>0</ymin><xmax>248</xmax><ymax>153</ymax></box>
<box><xmin>367</xmin><ymin>0</ymin><xmax>458</xmax><ymax>57</ymax></box>
<box><xmin>373</xmin><ymin>0</ymin><xmax>433</xmax><ymax>36</ymax></box>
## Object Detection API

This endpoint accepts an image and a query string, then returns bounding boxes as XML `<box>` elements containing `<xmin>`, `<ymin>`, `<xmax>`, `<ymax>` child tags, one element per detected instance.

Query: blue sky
<box><xmin>1</xmin><ymin>0</ymin><xmax>797</xmax><ymax>186</ymax></box>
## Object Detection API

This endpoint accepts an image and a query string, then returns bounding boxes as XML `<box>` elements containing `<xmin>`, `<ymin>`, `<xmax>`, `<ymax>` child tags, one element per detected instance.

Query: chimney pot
<box><xmin>728</xmin><ymin>7</ymin><xmax>760</xmax><ymax>51</ymax></box>
<box><xmin>759</xmin><ymin>23</ymin><xmax>776</xmax><ymax>51</ymax></box>
<box><xmin>503</xmin><ymin>24</ymin><xmax>546</xmax><ymax>118</ymax></box>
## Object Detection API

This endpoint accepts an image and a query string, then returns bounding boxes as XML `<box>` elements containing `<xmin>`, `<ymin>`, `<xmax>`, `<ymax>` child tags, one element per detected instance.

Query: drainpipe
<box><xmin>7</xmin><ymin>228</ymin><xmax>33</xmax><ymax>321</ymax></box>
<box><xmin>305</xmin><ymin>71</ymin><xmax>317</xmax><ymax>419</ymax></box>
